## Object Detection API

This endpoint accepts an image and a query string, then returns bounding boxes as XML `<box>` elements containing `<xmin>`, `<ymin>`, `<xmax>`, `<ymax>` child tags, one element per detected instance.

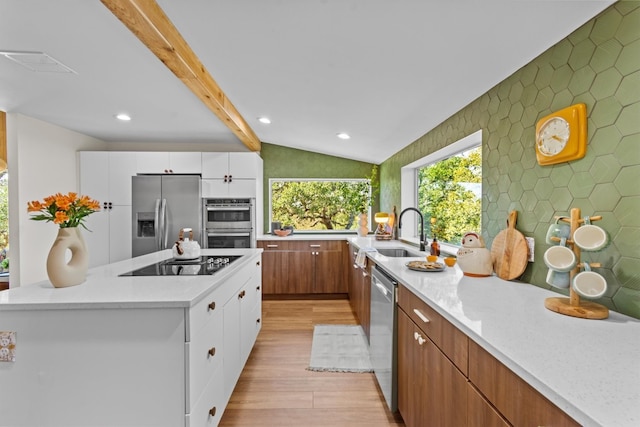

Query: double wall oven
<box><xmin>203</xmin><ymin>198</ymin><xmax>256</xmax><ymax>249</ymax></box>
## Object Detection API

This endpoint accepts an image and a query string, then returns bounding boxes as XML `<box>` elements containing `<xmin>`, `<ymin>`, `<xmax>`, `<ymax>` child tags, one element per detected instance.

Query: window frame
<box><xmin>268</xmin><ymin>177</ymin><xmax>372</xmax><ymax>234</ymax></box>
<box><xmin>400</xmin><ymin>130</ymin><xmax>482</xmax><ymax>249</ymax></box>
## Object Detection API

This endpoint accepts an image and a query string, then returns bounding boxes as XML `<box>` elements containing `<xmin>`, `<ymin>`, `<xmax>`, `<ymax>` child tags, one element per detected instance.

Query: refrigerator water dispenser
<box><xmin>137</xmin><ymin>212</ymin><xmax>155</xmax><ymax>237</ymax></box>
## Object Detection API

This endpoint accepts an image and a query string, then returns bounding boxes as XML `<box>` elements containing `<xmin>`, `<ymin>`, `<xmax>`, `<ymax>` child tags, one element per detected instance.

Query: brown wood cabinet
<box><xmin>347</xmin><ymin>243</ymin><xmax>371</xmax><ymax>339</ymax></box>
<box><xmin>398</xmin><ymin>289</ymin><xmax>468</xmax><ymax>427</ymax></box>
<box><xmin>398</xmin><ymin>284</ymin><xmax>580</xmax><ymax>427</ymax></box>
<box><xmin>258</xmin><ymin>240</ymin><xmax>347</xmax><ymax>295</ymax></box>
<box><xmin>469</xmin><ymin>340</ymin><xmax>580</xmax><ymax>427</ymax></box>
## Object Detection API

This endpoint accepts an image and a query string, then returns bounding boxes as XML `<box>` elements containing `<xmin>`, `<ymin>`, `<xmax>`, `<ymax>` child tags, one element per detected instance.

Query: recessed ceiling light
<box><xmin>116</xmin><ymin>113</ymin><xmax>131</xmax><ymax>121</ymax></box>
<box><xmin>337</xmin><ymin>132</ymin><xmax>350</xmax><ymax>140</ymax></box>
<box><xmin>258</xmin><ymin>117</ymin><xmax>271</xmax><ymax>124</ymax></box>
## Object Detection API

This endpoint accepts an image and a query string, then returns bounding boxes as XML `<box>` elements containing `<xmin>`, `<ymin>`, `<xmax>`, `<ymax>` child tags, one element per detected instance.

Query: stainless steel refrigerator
<box><xmin>132</xmin><ymin>175</ymin><xmax>202</xmax><ymax>257</ymax></box>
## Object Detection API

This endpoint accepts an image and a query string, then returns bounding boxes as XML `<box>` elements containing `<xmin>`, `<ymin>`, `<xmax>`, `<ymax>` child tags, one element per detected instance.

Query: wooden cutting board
<box><xmin>491</xmin><ymin>210</ymin><xmax>529</xmax><ymax>280</ymax></box>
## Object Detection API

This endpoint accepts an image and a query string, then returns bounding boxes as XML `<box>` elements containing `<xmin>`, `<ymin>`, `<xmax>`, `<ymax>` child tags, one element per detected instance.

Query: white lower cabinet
<box><xmin>0</xmin><ymin>254</ymin><xmax>262</xmax><ymax>427</ymax></box>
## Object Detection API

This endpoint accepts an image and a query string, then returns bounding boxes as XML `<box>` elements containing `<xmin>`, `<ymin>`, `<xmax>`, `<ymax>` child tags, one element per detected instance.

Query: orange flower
<box><xmin>27</xmin><ymin>200</ymin><xmax>43</xmax><ymax>212</ymax></box>
<box><xmin>28</xmin><ymin>192</ymin><xmax>100</xmax><ymax>228</ymax></box>
<box><xmin>54</xmin><ymin>211</ymin><xmax>69</xmax><ymax>224</ymax></box>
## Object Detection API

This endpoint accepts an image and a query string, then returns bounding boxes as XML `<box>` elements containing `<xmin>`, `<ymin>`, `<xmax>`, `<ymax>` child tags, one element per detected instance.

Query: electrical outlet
<box><xmin>525</xmin><ymin>237</ymin><xmax>535</xmax><ymax>262</ymax></box>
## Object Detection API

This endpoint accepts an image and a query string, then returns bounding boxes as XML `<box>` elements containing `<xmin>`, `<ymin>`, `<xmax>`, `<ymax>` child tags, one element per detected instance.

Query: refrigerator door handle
<box><xmin>160</xmin><ymin>198</ymin><xmax>168</xmax><ymax>250</ymax></box>
<box><xmin>154</xmin><ymin>199</ymin><xmax>161</xmax><ymax>251</ymax></box>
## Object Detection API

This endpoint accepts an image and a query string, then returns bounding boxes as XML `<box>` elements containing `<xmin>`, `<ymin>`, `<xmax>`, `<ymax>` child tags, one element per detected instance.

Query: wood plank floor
<box><xmin>220</xmin><ymin>299</ymin><xmax>405</xmax><ymax>427</ymax></box>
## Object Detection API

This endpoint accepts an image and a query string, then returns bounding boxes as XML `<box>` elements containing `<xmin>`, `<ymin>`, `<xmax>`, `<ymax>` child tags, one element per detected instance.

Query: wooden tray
<box><xmin>406</xmin><ymin>261</ymin><xmax>445</xmax><ymax>272</ymax></box>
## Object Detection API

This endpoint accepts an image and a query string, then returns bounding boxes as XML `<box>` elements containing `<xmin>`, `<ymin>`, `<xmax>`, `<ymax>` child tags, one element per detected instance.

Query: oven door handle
<box><xmin>206</xmin><ymin>206</ymin><xmax>250</xmax><ymax>211</ymax></box>
<box><xmin>207</xmin><ymin>232</ymin><xmax>251</xmax><ymax>237</ymax></box>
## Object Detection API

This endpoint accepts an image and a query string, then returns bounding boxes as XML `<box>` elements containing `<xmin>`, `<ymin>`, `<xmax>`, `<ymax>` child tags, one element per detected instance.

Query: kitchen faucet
<box><xmin>398</xmin><ymin>207</ymin><xmax>426</xmax><ymax>252</ymax></box>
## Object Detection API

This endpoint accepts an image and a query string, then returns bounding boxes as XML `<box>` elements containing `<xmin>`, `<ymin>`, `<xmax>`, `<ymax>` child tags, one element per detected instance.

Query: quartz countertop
<box><xmin>349</xmin><ymin>236</ymin><xmax>640</xmax><ymax>427</ymax></box>
<box><xmin>257</xmin><ymin>233</ymin><xmax>355</xmax><ymax>241</ymax></box>
<box><xmin>0</xmin><ymin>249</ymin><xmax>262</xmax><ymax>310</ymax></box>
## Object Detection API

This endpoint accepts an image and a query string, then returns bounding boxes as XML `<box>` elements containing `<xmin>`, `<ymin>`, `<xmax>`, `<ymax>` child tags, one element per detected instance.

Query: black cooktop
<box><xmin>119</xmin><ymin>255</ymin><xmax>243</xmax><ymax>277</ymax></box>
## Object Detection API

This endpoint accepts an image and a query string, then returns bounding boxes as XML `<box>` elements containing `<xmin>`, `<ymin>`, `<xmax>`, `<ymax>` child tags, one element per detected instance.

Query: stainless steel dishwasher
<box><xmin>370</xmin><ymin>264</ymin><xmax>398</xmax><ymax>412</ymax></box>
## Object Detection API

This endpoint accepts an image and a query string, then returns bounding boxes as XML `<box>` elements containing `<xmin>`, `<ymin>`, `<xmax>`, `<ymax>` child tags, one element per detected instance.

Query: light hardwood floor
<box><xmin>220</xmin><ymin>299</ymin><xmax>405</xmax><ymax>427</ymax></box>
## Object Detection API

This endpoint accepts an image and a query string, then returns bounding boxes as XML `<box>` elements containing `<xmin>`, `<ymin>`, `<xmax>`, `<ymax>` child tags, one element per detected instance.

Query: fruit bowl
<box><xmin>274</xmin><ymin>229</ymin><xmax>292</xmax><ymax>237</ymax></box>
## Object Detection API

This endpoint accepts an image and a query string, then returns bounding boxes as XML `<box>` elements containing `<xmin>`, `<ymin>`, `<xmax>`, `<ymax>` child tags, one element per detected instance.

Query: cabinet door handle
<box><xmin>223</xmin><ymin>175</ymin><xmax>228</xmax><ymax>183</ymax></box>
<box><xmin>256</xmin><ymin>318</ymin><xmax>261</xmax><ymax>324</ymax></box>
<box><xmin>414</xmin><ymin>331</ymin><xmax>426</xmax><ymax>345</ymax></box>
<box><xmin>256</xmin><ymin>261</ymin><xmax>261</xmax><ymax>266</ymax></box>
<box><xmin>228</xmin><ymin>174</ymin><xmax>232</xmax><ymax>182</ymax></box>
<box><xmin>413</xmin><ymin>308</ymin><xmax>430</xmax><ymax>324</ymax></box>
<box><xmin>310</xmin><ymin>244</ymin><xmax>321</xmax><ymax>248</ymax></box>
<box><xmin>208</xmin><ymin>301</ymin><xmax>216</xmax><ymax>311</ymax></box>
<box><xmin>267</xmin><ymin>244</ymin><xmax>278</xmax><ymax>248</ymax></box>
<box><xmin>209</xmin><ymin>406</ymin><xmax>217</xmax><ymax>417</ymax></box>
<box><xmin>256</xmin><ymin>285</ymin><xmax>261</xmax><ymax>290</ymax></box>
<box><xmin>239</xmin><ymin>290</ymin><xmax>246</xmax><ymax>298</ymax></box>
<box><xmin>208</xmin><ymin>347</ymin><xmax>216</xmax><ymax>357</ymax></box>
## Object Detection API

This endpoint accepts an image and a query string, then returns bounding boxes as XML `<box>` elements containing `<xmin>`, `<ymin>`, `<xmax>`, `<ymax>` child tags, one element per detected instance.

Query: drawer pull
<box><xmin>267</xmin><ymin>244</ymin><xmax>278</xmax><ymax>248</ymax></box>
<box><xmin>209</xmin><ymin>406</ymin><xmax>217</xmax><ymax>417</ymax></box>
<box><xmin>208</xmin><ymin>301</ymin><xmax>216</xmax><ymax>311</ymax></box>
<box><xmin>413</xmin><ymin>308</ymin><xmax>430</xmax><ymax>324</ymax></box>
<box><xmin>208</xmin><ymin>347</ymin><xmax>216</xmax><ymax>357</ymax></box>
<box><xmin>310</xmin><ymin>244</ymin><xmax>321</xmax><ymax>248</ymax></box>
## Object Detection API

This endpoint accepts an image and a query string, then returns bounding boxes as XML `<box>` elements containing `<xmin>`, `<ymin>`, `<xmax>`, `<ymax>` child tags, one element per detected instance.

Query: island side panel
<box><xmin>0</xmin><ymin>307</ymin><xmax>186</xmax><ymax>427</ymax></box>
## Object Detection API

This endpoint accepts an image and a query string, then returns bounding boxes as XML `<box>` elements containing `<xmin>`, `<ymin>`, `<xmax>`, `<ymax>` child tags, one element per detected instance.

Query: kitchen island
<box><xmin>0</xmin><ymin>248</ymin><xmax>263</xmax><ymax>427</ymax></box>
<box><xmin>349</xmin><ymin>236</ymin><xmax>639</xmax><ymax>427</ymax></box>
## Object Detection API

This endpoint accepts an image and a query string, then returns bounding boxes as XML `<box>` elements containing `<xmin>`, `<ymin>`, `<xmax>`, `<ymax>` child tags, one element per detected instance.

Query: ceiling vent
<box><xmin>0</xmin><ymin>51</ymin><xmax>77</xmax><ymax>73</ymax></box>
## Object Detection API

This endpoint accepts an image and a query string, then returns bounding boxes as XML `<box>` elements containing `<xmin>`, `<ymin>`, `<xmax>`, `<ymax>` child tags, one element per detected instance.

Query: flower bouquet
<box><xmin>27</xmin><ymin>192</ymin><xmax>100</xmax><ymax>228</ymax></box>
<box><xmin>27</xmin><ymin>192</ymin><xmax>100</xmax><ymax>288</ymax></box>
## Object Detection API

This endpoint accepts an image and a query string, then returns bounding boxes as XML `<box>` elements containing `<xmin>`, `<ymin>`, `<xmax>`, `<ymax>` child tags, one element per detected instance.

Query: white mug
<box><xmin>573</xmin><ymin>217</ymin><xmax>608</xmax><ymax>251</ymax></box>
<box><xmin>573</xmin><ymin>264</ymin><xmax>607</xmax><ymax>299</ymax></box>
<box><xmin>546</xmin><ymin>268</ymin><xmax>570</xmax><ymax>289</ymax></box>
<box><xmin>543</xmin><ymin>240</ymin><xmax>577</xmax><ymax>272</ymax></box>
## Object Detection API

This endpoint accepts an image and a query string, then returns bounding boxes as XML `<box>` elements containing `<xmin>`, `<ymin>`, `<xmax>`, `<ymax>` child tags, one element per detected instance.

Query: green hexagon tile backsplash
<box><xmin>380</xmin><ymin>2</ymin><xmax>640</xmax><ymax>318</ymax></box>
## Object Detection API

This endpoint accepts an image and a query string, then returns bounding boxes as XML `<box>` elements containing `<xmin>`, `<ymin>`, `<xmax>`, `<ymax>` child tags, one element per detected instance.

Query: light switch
<box><xmin>0</xmin><ymin>331</ymin><xmax>16</xmax><ymax>362</ymax></box>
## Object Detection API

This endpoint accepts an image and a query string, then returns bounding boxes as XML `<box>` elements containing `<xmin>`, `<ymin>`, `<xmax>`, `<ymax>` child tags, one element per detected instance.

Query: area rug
<box><xmin>307</xmin><ymin>324</ymin><xmax>373</xmax><ymax>373</ymax></box>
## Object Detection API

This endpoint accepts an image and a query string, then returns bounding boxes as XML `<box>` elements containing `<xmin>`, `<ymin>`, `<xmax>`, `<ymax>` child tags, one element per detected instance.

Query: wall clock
<box><xmin>535</xmin><ymin>103</ymin><xmax>587</xmax><ymax>166</ymax></box>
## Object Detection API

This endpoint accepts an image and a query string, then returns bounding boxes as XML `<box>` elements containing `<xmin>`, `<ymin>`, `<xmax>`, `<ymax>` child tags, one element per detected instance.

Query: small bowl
<box><xmin>426</xmin><ymin>255</ymin><xmax>438</xmax><ymax>263</ymax></box>
<box><xmin>444</xmin><ymin>257</ymin><xmax>457</xmax><ymax>267</ymax></box>
<box><xmin>274</xmin><ymin>229</ymin><xmax>292</xmax><ymax>237</ymax></box>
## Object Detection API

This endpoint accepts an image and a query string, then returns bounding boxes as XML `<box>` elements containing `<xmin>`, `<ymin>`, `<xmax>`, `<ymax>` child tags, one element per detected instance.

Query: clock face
<box><xmin>537</xmin><ymin>117</ymin><xmax>570</xmax><ymax>156</ymax></box>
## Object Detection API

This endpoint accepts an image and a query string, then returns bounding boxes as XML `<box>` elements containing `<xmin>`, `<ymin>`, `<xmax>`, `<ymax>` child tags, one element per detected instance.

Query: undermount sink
<box><xmin>376</xmin><ymin>248</ymin><xmax>423</xmax><ymax>258</ymax></box>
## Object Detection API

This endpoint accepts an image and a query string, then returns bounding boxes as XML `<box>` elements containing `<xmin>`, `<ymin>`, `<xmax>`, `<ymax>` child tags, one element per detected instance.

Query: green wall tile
<box><xmin>614</xmin><ymin>166</ymin><xmax>640</xmax><ymax>196</ymax></box>
<box><xmin>377</xmin><ymin>3</ymin><xmax>640</xmax><ymax>318</ymax></box>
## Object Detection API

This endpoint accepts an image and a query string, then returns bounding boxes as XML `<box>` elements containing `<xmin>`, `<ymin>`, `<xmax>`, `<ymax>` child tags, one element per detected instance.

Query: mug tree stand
<box><xmin>543</xmin><ymin>207</ymin><xmax>609</xmax><ymax>320</ymax></box>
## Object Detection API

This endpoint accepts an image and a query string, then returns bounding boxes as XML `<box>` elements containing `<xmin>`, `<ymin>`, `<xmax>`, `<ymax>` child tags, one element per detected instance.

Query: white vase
<box><xmin>46</xmin><ymin>227</ymin><xmax>89</xmax><ymax>288</ymax></box>
<box><xmin>357</xmin><ymin>213</ymin><xmax>369</xmax><ymax>237</ymax></box>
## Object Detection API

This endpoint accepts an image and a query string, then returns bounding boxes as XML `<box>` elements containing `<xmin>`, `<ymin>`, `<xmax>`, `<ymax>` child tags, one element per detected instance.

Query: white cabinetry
<box><xmin>79</xmin><ymin>151</ymin><xmax>136</xmax><ymax>267</ymax></box>
<box><xmin>0</xmin><ymin>253</ymin><xmax>263</xmax><ymax>427</ymax></box>
<box><xmin>137</xmin><ymin>152</ymin><xmax>202</xmax><ymax>174</ymax></box>
<box><xmin>201</xmin><ymin>152</ymin><xmax>262</xmax><ymax>197</ymax></box>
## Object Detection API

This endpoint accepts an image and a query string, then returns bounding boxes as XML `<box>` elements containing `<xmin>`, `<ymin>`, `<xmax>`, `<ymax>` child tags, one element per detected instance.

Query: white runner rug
<box><xmin>307</xmin><ymin>324</ymin><xmax>373</xmax><ymax>373</ymax></box>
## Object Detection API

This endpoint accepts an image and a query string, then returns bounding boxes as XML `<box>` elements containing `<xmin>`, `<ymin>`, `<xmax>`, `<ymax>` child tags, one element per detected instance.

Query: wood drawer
<box><xmin>288</xmin><ymin>240</ymin><xmax>344</xmax><ymax>251</ymax></box>
<box><xmin>467</xmin><ymin>382</ymin><xmax>510</xmax><ymax>427</ymax></box>
<box><xmin>398</xmin><ymin>284</ymin><xmax>468</xmax><ymax>375</ymax></box>
<box><xmin>469</xmin><ymin>340</ymin><xmax>580</xmax><ymax>427</ymax></box>
<box><xmin>258</xmin><ymin>240</ymin><xmax>293</xmax><ymax>250</ymax></box>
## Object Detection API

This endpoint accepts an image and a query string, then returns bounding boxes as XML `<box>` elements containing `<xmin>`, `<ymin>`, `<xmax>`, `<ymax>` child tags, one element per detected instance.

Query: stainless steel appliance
<box><xmin>203</xmin><ymin>198</ymin><xmax>255</xmax><ymax>249</ymax></box>
<box><xmin>370</xmin><ymin>264</ymin><xmax>398</xmax><ymax>412</ymax></box>
<box><xmin>119</xmin><ymin>255</ymin><xmax>241</xmax><ymax>276</ymax></box>
<box><xmin>132</xmin><ymin>175</ymin><xmax>202</xmax><ymax>257</ymax></box>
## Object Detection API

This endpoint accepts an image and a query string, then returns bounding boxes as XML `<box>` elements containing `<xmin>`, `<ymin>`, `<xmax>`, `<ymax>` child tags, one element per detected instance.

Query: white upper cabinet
<box><xmin>136</xmin><ymin>152</ymin><xmax>202</xmax><ymax>174</ymax></box>
<box><xmin>201</xmin><ymin>152</ymin><xmax>261</xmax><ymax>179</ymax></box>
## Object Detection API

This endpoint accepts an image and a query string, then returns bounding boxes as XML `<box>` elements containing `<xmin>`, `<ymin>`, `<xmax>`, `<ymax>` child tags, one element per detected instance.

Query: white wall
<box><xmin>7</xmin><ymin>114</ymin><xmax>106</xmax><ymax>286</ymax></box>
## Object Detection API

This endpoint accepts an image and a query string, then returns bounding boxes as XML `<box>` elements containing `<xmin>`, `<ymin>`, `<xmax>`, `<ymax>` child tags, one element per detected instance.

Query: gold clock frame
<box><xmin>535</xmin><ymin>103</ymin><xmax>587</xmax><ymax>166</ymax></box>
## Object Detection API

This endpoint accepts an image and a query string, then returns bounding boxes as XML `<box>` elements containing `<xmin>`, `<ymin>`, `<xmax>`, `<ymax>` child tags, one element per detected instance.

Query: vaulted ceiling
<box><xmin>0</xmin><ymin>1</ymin><xmax>614</xmax><ymax>163</ymax></box>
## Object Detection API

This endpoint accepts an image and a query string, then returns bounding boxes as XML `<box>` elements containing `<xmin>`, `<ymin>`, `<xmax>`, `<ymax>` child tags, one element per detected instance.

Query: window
<box><xmin>401</xmin><ymin>130</ymin><xmax>482</xmax><ymax>247</ymax></box>
<box><xmin>418</xmin><ymin>146</ymin><xmax>482</xmax><ymax>245</ymax></box>
<box><xmin>269</xmin><ymin>179</ymin><xmax>372</xmax><ymax>232</ymax></box>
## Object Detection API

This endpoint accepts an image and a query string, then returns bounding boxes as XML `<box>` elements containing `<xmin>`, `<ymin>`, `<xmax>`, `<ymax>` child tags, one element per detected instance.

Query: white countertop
<box><xmin>349</xmin><ymin>237</ymin><xmax>640</xmax><ymax>427</ymax></box>
<box><xmin>0</xmin><ymin>249</ymin><xmax>262</xmax><ymax>310</ymax></box>
<box><xmin>258</xmin><ymin>233</ymin><xmax>354</xmax><ymax>241</ymax></box>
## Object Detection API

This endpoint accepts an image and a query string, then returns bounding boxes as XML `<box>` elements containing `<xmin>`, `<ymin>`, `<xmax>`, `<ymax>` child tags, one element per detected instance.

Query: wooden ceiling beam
<box><xmin>101</xmin><ymin>0</ymin><xmax>261</xmax><ymax>151</ymax></box>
